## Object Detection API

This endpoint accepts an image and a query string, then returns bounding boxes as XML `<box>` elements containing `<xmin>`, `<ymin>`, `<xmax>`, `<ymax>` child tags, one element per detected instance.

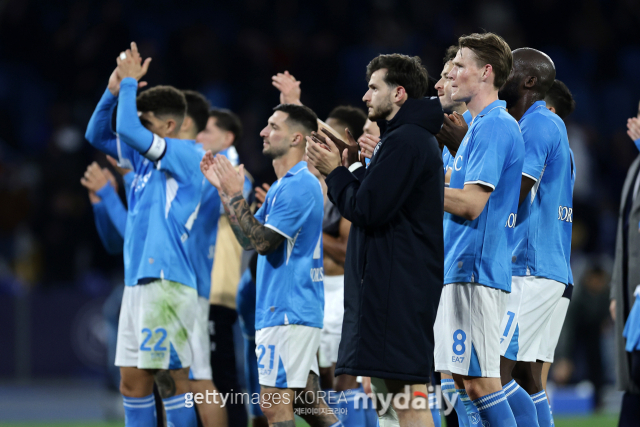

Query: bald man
<box><xmin>498</xmin><ymin>48</ymin><xmax>574</xmax><ymax>427</ymax></box>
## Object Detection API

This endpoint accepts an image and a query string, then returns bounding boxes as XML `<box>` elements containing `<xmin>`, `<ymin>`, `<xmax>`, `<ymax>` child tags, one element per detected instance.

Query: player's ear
<box><xmin>291</xmin><ymin>132</ymin><xmax>303</xmax><ymax>148</ymax></box>
<box><xmin>394</xmin><ymin>86</ymin><xmax>407</xmax><ymax>103</ymax></box>
<box><xmin>165</xmin><ymin>117</ymin><xmax>178</xmax><ymax>136</ymax></box>
<box><xmin>547</xmin><ymin>106</ymin><xmax>556</xmax><ymax>114</ymax></box>
<box><xmin>525</xmin><ymin>76</ymin><xmax>537</xmax><ymax>88</ymax></box>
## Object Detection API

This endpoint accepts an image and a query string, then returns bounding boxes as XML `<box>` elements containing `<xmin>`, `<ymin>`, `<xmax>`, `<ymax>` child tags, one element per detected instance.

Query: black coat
<box><xmin>326</xmin><ymin>97</ymin><xmax>444</xmax><ymax>383</ymax></box>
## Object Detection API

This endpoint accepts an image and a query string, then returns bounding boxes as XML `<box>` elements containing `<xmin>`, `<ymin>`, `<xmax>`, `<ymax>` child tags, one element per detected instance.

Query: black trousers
<box><xmin>619</xmin><ymin>350</ymin><xmax>640</xmax><ymax>427</ymax></box>
<box><xmin>209</xmin><ymin>304</ymin><xmax>247</xmax><ymax>427</ymax></box>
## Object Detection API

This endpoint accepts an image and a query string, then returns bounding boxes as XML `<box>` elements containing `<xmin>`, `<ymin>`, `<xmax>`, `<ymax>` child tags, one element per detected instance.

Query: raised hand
<box><xmin>81</xmin><ymin>162</ymin><xmax>110</xmax><ymax>203</ymax></box>
<box><xmin>358</xmin><ymin>133</ymin><xmax>380</xmax><ymax>160</ymax></box>
<box><xmin>272</xmin><ymin>71</ymin><xmax>302</xmax><ymax>105</ymax></box>
<box><xmin>628</xmin><ymin>117</ymin><xmax>640</xmax><ymax>142</ymax></box>
<box><xmin>116</xmin><ymin>41</ymin><xmax>152</xmax><ymax>81</ymax></box>
<box><xmin>255</xmin><ymin>183</ymin><xmax>271</xmax><ymax>208</ymax></box>
<box><xmin>435</xmin><ymin>111</ymin><xmax>468</xmax><ymax>156</ymax></box>
<box><xmin>200</xmin><ymin>151</ymin><xmax>221</xmax><ymax>189</ymax></box>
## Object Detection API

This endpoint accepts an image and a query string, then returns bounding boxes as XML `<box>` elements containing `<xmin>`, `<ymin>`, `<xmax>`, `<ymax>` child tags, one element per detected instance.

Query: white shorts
<box><xmin>189</xmin><ymin>297</ymin><xmax>212</xmax><ymax>380</ymax></box>
<box><xmin>115</xmin><ymin>280</ymin><xmax>197</xmax><ymax>370</ymax></box>
<box><xmin>500</xmin><ymin>276</ymin><xmax>566</xmax><ymax>362</ymax></box>
<box><xmin>538</xmin><ymin>296</ymin><xmax>570</xmax><ymax>363</ymax></box>
<box><xmin>319</xmin><ymin>329</ymin><xmax>341</xmax><ymax>368</ymax></box>
<box><xmin>323</xmin><ymin>275</ymin><xmax>345</xmax><ymax>335</ymax></box>
<box><xmin>434</xmin><ymin>283</ymin><xmax>508</xmax><ymax>378</ymax></box>
<box><xmin>319</xmin><ymin>275</ymin><xmax>344</xmax><ymax>368</ymax></box>
<box><xmin>255</xmin><ymin>325</ymin><xmax>321</xmax><ymax>389</ymax></box>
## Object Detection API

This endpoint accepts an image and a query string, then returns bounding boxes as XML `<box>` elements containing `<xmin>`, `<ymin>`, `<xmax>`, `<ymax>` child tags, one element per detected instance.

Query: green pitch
<box><xmin>0</xmin><ymin>414</ymin><xmax>619</xmax><ymax>427</ymax></box>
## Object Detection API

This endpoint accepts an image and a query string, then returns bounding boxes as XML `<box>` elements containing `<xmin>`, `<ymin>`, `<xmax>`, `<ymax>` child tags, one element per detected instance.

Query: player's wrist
<box><xmin>95</xmin><ymin>181</ymin><xmax>114</xmax><ymax>198</ymax></box>
<box><xmin>120</xmin><ymin>77</ymin><xmax>138</xmax><ymax>87</ymax></box>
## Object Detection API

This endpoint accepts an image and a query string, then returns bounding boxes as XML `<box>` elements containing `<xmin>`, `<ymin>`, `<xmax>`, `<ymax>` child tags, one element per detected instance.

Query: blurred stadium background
<box><xmin>1</xmin><ymin>0</ymin><xmax>639</xmax><ymax>425</ymax></box>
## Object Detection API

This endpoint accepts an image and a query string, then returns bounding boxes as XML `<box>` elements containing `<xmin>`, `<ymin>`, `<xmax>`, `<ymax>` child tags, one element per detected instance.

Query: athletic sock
<box><xmin>441</xmin><ymin>380</ymin><xmax>469</xmax><ymax>427</ymax></box>
<box><xmin>335</xmin><ymin>386</ymin><xmax>378</xmax><ymax>427</ymax></box>
<box><xmin>457</xmin><ymin>389</ymin><xmax>480</xmax><ymax>425</ymax></box>
<box><xmin>122</xmin><ymin>394</ymin><xmax>157</xmax><ymax>427</ymax></box>
<box><xmin>503</xmin><ymin>380</ymin><xmax>540</xmax><ymax>426</ymax></box>
<box><xmin>472</xmin><ymin>390</ymin><xmax>517</xmax><ymax>427</ymax></box>
<box><xmin>429</xmin><ymin>392</ymin><xmax>442</xmax><ymax>427</ymax></box>
<box><xmin>531</xmin><ymin>390</ymin><xmax>553</xmax><ymax>427</ymax></box>
<box><xmin>163</xmin><ymin>393</ymin><xmax>197</xmax><ymax>427</ymax></box>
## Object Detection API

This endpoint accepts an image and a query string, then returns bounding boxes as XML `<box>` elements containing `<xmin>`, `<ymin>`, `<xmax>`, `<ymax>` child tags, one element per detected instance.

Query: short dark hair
<box><xmin>544</xmin><ymin>79</ymin><xmax>576</xmax><ymax>120</ymax></box>
<box><xmin>443</xmin><ymin>45</ymin><xmax>459</xmax><ymax>64</ymax></box>
<box><xmin>273</xmin><ymin>104</ymin><xmax>318</xmax><ymax>135</ymax></box>
<box><xmin>458</xmin><ymin>32</ymin><xmax>513</xmax><ymax>89</ymax></box>
<box><xmin>182</xmin><ymin>90</ymin><xmax>211</xmax><ymax>133</ymax></box>
<box><xmin>327</xmin><ymin>105</ymin><xmax>367</xmax><ymax>140</ymax></box>
<box><xmin>136</xmin><ymin>85</ymin><xmax>187</xmax><ymax>121</ymax></box>
<box><xmin>209</xmin><ymin>108</ymin><xmax>243</xmax><ymax>143</ymax></box>
<box><xmin>365</xmin><ymin>54</ymin><xmax>430</xmax><ymax>99</ymax></box>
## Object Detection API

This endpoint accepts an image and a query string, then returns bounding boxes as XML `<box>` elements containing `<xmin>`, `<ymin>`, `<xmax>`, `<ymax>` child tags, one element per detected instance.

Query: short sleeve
<box><xmin>520</xmin><ymin>119</ymin><xmax>555</xmax><ymax>181</ymax></box>
<box><xmin>254</xmin><ymin>203</ymin><xmax>266</xmax><ymax>224</ymax></box>
<box><xmin>155</xmin><ymin>138</ymin><xmax>201</xmax><ymax>184</ymax></box>
<box><xmin>264</xmin><ymin>183</ymin><xmax>316</xmax><ymax>240</ymax></box>
<box><xmin>464</xmin><ymin>120</ymin><xmax>511</xmax><ymax>190</ymax></box>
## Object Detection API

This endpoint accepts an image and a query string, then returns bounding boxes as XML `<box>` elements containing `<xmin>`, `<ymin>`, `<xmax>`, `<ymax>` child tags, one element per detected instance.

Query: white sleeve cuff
<box><xmin>465</xmin><ymin>180</ymin><xmax>496</xmax><ymax>190</ymax></box>
<box><xmin>348</xmin><ymin>163</ymin><xmax>363</xmax><ymax>173</ymax></box>
<box><xmin>522</xmin><ymin>172</ymin><xmax>539</xmax><ymax>182</ymax></box>
<box><xmin>264</xmin><ymin>224</ymin><xmax>293</xmax><ymax>240</ymax></box>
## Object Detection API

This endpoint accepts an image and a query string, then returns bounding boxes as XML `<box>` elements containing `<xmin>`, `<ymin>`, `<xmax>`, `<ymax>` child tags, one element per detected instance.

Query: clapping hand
<box><xmin>201</xmin><ymin>152</ymin><xmax>245</xmax><ymax>197</ymax></box>
<box><xmin>358</xmin><ymin>133</ymin><xmax>380</xmax><ymax>160</ymax></box>
<box><xmin>435</xmin><ymin>111</ymin><xmax>468</xmax><ymax>156</ymax></box>
<box><xmin>81</xmin><ymin>162</ymin><xmax>118</xmax><ymax>204</ymax></box>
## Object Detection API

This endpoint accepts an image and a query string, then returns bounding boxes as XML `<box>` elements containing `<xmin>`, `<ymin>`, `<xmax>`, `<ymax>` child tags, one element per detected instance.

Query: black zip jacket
<box><xmin>325</xmin><ymin>96</ymin><xmax>444</xmax><ymax>382</ymax></box>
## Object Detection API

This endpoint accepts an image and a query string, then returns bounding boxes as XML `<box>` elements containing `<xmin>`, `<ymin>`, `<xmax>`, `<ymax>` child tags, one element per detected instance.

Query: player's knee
<box><xmin>259</xmin><ymin>399</ymin><xmax>280</xmax><ymax>420</ymax></box>
<box><xmin>463</xmin><ymin>381</ymin><xmax>486</xmax><ymax>401</ymax></box>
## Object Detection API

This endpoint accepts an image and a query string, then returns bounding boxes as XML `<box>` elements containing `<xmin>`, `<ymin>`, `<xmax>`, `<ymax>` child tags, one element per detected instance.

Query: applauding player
<box><xmin>85</xmin><ymin>43</ymin><xmax>204</xmax><ymax>427</ymax></box>
<box><xmin>434</xmin><ymin>33</ymin><xmax>523</xmax><ymax>427</ymax></box>
<box><xmin>201</xmin><ymin>104</ymin><xmax>342</xmax><ymax>427</ymax></box>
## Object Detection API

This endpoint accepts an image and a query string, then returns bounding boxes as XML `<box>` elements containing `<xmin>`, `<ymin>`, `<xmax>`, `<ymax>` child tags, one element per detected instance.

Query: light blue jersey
<box><xmin>253</xmin><ymin>161</ymin><xmax>324</xmax><ymax>330</ymax></box>
<box><xmin>443</xmin><ymin>100</ymin><xmax>525</xmax><ymax>292</ymax></box>
<box><xmin>85</xmin><ymin>81</ymin><xmax>204</xmax><ymax>289</ymax></box>
<box><xmin>442</xmin><ymin>110</ymin><xmax>473</xmax><ymax>172</ymax></box>
<box><xmin>512</xmin><ymin>101</ymin><xmax>573</xmax><ymax>284</ymax></box>
<box><xmin>187</xmin><ymin>173</ymin><xmax>221</xmax><ymax>299</ymax></box>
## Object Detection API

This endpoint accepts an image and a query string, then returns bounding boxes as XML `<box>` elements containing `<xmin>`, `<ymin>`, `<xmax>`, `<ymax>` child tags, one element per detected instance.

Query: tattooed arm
<box><xmin>224</xmin><ymin>192</ymin><xmax>286</xmax><ymax>255</ymax></box>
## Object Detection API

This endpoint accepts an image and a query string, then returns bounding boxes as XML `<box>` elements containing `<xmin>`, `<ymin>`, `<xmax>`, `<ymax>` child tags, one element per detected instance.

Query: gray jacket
<box><xmin>611</xmin><ymin>154</ymin><xmax>640</xmax><ymax>393</ymax></box>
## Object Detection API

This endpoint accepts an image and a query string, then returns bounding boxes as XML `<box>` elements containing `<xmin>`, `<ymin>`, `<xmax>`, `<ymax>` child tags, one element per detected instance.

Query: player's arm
<box><xmin>444</xmin><ymin>184</ymin><xmax>493</xmax><ymax>220</ymax></box>
<box><xmin>85</xmin><ymin>87</ymin><xmax>119</xmax><ymax>158</ymax></box>
<box><xmin>96</xmin><ymin>183</ymin><xmax>127</xmax><ymax>238</ymax></box>
<box><xmin>81</xmin><ymin>163</ymin><xmax>124</xmax><ymax>254</ymax></box>
<box><xmin>92</xmin><ymin>201</ymin><xmax>124</xmax><ymax>254</ymax></box>
<box><xmin>226</xmin><ymin>193</ymin><xmax>285</xmax><ymax>255</ymax></box>
<box><xmin>201</xmin><ymin>153</ymin><xmax>285</xmax><ymax>255</ymax></box>
<box><xmin>322</xmin><ymin>217</ymin><xmax>351</xmax><ymax>266</ymax></box>
<box><xmin>519</xmin><ymin>176</ymin><xmax>537</xmax><ymax>205</ymax></box>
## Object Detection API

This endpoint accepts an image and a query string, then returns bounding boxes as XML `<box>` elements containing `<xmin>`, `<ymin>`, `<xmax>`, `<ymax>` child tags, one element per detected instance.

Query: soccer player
<box><xmin>540</xmin><ymin>79</ymin><xmax>576</xmax><ymax>395</ymax></box>
<box><xmin>307</xmin><ymin>53</ymin><xmax>445</xmax><ymax>427</ymax></box>
<box><xmin>497</xmin><ymin>48</ymin><xmax>573</xmax><ymax>427</ymax></box>
<box><xmin>198</xmin><ymin>107</ymin><xmax>253</xmax><ymax>427</ymax></box>
<box><xmin>433</xmin><ymin>32</ymin><xmax>523</xmax><ymax>427</ymax></box>
<box><xmin>201</xmin><ymin>104</ymin><xmax>341</xmax><ymax>427</ymax></box>
<box><xmin>85</xmin><ymin>43</ymin><xmax>203</xmax><ymax>427</ymax></box>
<box><xmin>87</xmin><ymin>87</ymin><xmax>228</xmax><ymax>426</ymax></box>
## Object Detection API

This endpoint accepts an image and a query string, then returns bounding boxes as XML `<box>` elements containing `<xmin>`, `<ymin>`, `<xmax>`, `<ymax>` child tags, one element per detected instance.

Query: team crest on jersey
<box><xmin>469</xmin><ymin>413</ymin><xmax>481</xmax><ymax>424</ymax></box>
